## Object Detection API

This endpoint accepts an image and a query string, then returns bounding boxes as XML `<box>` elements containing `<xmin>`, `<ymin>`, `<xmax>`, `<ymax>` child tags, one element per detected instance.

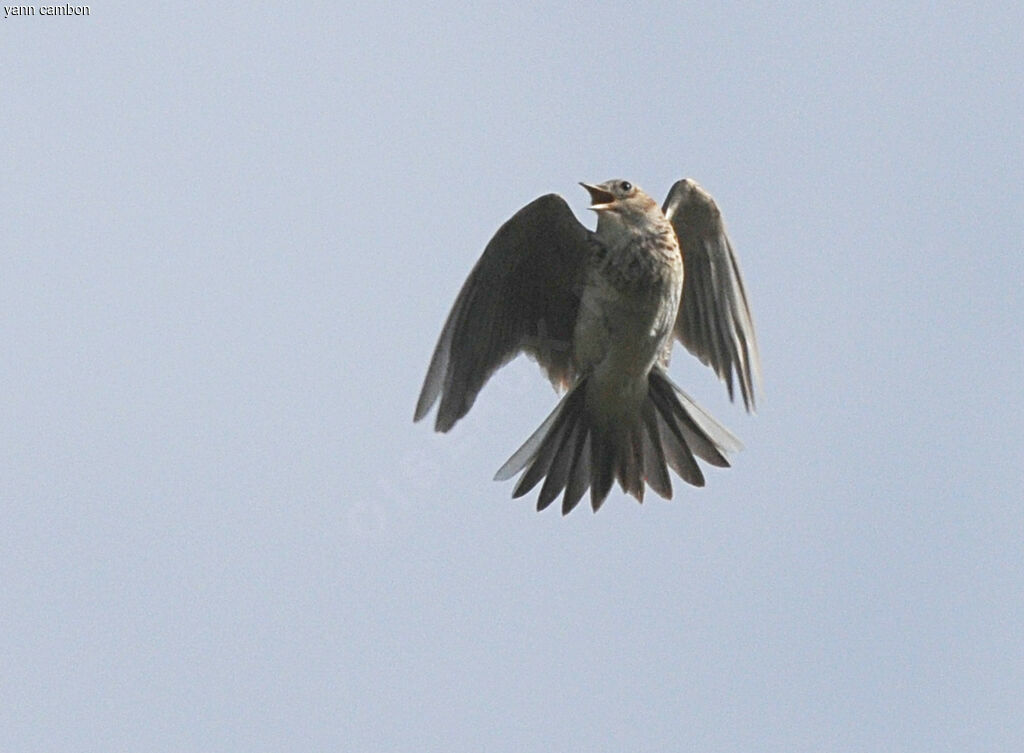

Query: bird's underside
<box><xmin>415</xmin><ymin>178</ymin><xmax>760</xmax><ymax>514</ymax></box>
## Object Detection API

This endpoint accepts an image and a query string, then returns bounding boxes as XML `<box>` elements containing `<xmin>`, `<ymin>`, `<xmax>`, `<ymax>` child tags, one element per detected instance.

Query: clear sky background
<box><xmin>2</xmin><ymin>2</ymin><xmax>1021</xmax><ymax>751</ymax></box>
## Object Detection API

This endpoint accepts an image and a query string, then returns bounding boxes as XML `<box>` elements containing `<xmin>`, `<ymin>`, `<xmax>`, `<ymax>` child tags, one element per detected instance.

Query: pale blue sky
<box><xmin>2</xmin><ymin>2</ymin><xmax>1022</xmax><ymax>751</ymax></box>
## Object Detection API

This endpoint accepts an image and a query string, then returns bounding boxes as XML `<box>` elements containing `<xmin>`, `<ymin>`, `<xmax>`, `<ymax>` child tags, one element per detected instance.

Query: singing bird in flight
<box><xmin>414</xmin><ymin>178</ymin><xmax>760</xmax><ymax>514</ymax></box>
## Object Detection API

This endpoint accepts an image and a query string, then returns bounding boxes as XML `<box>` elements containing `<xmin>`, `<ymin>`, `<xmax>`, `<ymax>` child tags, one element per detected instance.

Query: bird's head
<box><xmin>580</xmin><ymin>179</ymin><xmax>664</xmax><ymax>237</ymax></box>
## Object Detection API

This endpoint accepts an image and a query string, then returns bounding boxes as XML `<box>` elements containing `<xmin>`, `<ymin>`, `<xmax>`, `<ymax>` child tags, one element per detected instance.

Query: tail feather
<box><xmin>509</xmin><ymin>407</ymin><xmax>572</xmax><ymax>498</ymax></box>
<box><xmin>648</xmin><ymin>370</ymin><xmax>739</xmax><ymax>467</ymax></box>
<box><xmin>537</xmin><ymin>420</ymin><xmax>581</xmax><ymax>510</ymax></box>
<box><xmin>561</xmin><ymin>431</ymin><xmax>591</xmax><ymax>515</ymax></box>
<box><xmin>495</xmin><ymin>391</ymin><xmax>569</xmax><ymax>482</ymax></box>
<box><xmin>656</xmin><ymin>407</ymin><xmax>705</xmax><ymax>487</ymax></box>
<box><xmin>619</xmin><ymin>423</ymin><xmax>646</xmax><ymax>502</ymax></box>
<box><xmin>499</xmin><ymin>384</ymin><xmax>582</xmax><ymax>497</ymax></box>
<box><xmin>496</xmin><ymin>368</ymin><xmax>741</xmax><ymax>514</ymax></box>
<box><xmin>640</xmin><ymin>401</ymin><xmax>673</xmax><ymax>498</ymax></box>
<box><xmin>589</xmin><ymin>430</ymin><xmax>616</xmax><ymax>511</ymax></box>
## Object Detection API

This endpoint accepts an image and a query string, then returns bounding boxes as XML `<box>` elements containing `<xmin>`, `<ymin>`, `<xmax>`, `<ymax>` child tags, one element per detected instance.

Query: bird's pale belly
<box><xmin>572</xmin><ymin>271</ymin><xmax>680</xmax><ymax>421</ymax></box>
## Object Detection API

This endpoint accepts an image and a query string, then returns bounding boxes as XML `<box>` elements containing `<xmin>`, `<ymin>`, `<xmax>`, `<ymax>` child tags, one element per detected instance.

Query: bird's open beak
<box><xmin>580</xmin><ymin>182</ymin><xmax>616</xmax><ymax>212</ymax></box>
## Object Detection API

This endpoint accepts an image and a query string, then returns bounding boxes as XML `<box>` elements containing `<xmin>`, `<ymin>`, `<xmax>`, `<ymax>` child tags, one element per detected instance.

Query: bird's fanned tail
<box><xmin>494</xmin><ymin>368</ymin><xmax>741</xmax><ymax>514</ymax></box>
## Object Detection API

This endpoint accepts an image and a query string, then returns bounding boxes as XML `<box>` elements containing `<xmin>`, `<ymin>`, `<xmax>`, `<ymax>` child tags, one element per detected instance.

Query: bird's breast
<box><xmin>572</xmin><ymin>235</ymin><xmax>682</xmax><ymax>391</ymax></box>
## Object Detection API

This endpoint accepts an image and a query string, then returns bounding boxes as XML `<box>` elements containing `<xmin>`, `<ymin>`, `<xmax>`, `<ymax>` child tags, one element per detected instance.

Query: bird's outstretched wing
<box><xmin>663</xmin><ymin>179</ymin><xmax>761</xmax><ymax>411</ymax></box>
<box><xmin>415</xmin><ymin>194</ymin><xmax>594</xmax><ymax>432</ymax></box>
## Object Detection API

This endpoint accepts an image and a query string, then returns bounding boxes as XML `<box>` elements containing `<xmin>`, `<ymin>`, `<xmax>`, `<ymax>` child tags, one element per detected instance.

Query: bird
<box><xmin>414</xmin><ymin>178</ymin><xmax>760</xmax><ymax>514</ymax></box>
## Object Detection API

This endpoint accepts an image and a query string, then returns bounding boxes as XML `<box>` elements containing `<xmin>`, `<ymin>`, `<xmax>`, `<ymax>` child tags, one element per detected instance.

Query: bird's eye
<box><xmin>619</xmin><ymin>181</ymin><xmax>632</xmax><ymax>192</ymax></box>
